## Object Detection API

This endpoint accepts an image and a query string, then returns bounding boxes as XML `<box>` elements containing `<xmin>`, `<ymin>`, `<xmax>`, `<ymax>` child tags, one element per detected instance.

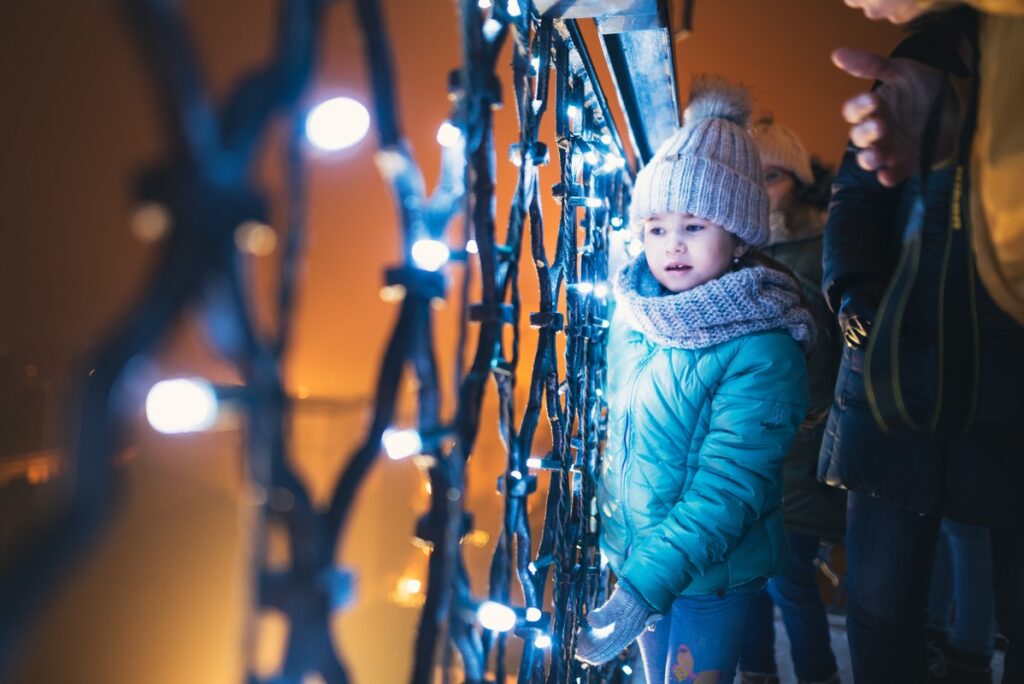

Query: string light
<box><xmin>477</xmin><ymin>601</ymin><xmax>517</xmax><ymax>632</ymax></box>
<box><xmin>411</xmin><ymin>239</ymin><xmax>451</xmax><ymax>271</ymax></box>
<box><xmin>131</xmin><ymin>202</ymin><xmax>171</xmax><ymax>243</ymax></box>
<box><xmin>436</xmin><ymin>120</ymin><xmax>462</xmax><ymax>147</ymax></box>
<box><xmin>382</xmin><ymin>428</ymin><xmax>423</xmax><ymax>460</ymax></box>
<box><xmin>465</xmin><ymin>239</ymin><xmax>479</xmax><ymax>254</ymax></box>
<box><xmin>507</xmin><ymin>0</ymin><xmax>522</xmax><ymax>17</ymax></box>
<box><xmin>305</xmin><ymin>97</ymin><xmax>370</xmax><ymax>151</ymax></box>
<box><xmin>534</xmin><ymin>634</ymin><xmax>552</xmax><ymax>649</ymax></box>
<box><xmin>593</xmin><ymin>282</ymin><xmax>609</xmax><ymax>299</ymax></box>
<box><xmin>234</xmin><ymin>220</ymin><xmax>277</xmax><ymax>256</ymax></box>
<box><xmin>483</xmin><ymin>18</ymin><xmax>502</xmax><ymax>41</ymax></box>
<box><xmin>525</xmin><ymin>607</ymin><xmax>542</xmax><ymax>622</ymax></box>
<box><xmin>478</xmin><ymin>0</ymin><xmax>492</xmax><ymax>7</ymax></box>
<box><xmin>610</xmin><ymin>216</ymin><xmax>624</xmax><ymax>228</ymax></box>
<box><xmin>145</xmin><ymin>378</ymin><xmax>218</xmax><ymax>434</ymax></box>
<box><xmin>601</xmin><ymin>153</ymin><xmax>626</xmax><ymax>173</ymax></box>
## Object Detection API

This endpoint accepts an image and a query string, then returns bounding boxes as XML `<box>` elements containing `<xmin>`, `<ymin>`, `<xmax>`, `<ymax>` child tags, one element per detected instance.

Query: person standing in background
<box><xmin>737</xmin><ymin>119</ymin><xmax>845</xmax><ymax>684</ymax></box>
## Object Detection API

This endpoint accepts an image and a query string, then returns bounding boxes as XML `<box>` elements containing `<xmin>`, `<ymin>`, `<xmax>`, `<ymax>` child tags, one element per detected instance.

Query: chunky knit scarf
<box><xmin>614</xmin><ymin>256</ymin><xmax>816</xmax><ymax>352</ymax></box>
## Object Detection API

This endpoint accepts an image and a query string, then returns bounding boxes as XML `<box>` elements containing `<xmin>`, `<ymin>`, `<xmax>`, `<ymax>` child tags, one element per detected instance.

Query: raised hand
<box><xmin>833</xmin><ymin>47</ymin><xmax>956</xmax><ymax>188</ymax></box>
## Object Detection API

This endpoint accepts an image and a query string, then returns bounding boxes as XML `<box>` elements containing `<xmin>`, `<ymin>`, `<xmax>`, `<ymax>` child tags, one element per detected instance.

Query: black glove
<box><xmin>837</xmin><ymin>290</ymin><xmax>877</xmax><ymax>350</ymax></box>
<box><xmin>574</xmin><ymin>582</ymin><xmax>661</xmax><ymax>666</ymax></box>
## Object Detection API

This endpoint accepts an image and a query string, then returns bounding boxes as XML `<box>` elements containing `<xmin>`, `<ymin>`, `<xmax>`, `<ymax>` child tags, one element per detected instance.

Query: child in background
<box><xmin>737</xmin><ymin>118</ymin><xmax>844</xmax><ymax>684</ymax></box>
<box><xmin>574</xmin><ymin>78</ymin><xmax>814</xmax><ymax>683</ymax></box>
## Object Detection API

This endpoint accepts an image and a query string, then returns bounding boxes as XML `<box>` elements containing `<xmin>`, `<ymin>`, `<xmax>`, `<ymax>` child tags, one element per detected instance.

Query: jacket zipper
<box><xmin>620</xmin><ymin>345</ymin><xmax>659</xmax><ymax>539</ymax></box>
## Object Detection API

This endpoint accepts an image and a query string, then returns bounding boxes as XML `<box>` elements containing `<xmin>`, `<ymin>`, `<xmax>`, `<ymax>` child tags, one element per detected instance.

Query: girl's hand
<box><xmin>574</xmin><ymin>583</ymin><xmax>661</xmax><ymax>666</ymax></box>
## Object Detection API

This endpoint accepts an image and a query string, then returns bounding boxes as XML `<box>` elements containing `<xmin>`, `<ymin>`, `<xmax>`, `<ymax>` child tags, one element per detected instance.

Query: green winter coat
<box><xmin>599</xmin><ymin>312</ymin><xmax>809</xmax><ymax>613</ymax></box>
<box><xmin>761</xmin><ymin>209</ymin><xmax>846</xmax><ymax>542</ymax></box>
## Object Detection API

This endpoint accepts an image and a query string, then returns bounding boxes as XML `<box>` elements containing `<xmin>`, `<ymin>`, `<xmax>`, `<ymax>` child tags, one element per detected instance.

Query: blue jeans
<box><xmin>926</xmin><ymin>518</ymin><xmax>996</xmax><ymax>656</ymax></box>
<box><xmin>738</xmin><ymin>530</ymin><xmax>839</xmax><ymax>682</ymax></box>
<box><xmin>845</xmin><ymin>491</ymin><xmax>1024</xmax><ymax>683</ymax></box>
<box><xmin>637</xmin><ymin>581</ymin><xmax>763</xmax><ymax>684</ymax></box>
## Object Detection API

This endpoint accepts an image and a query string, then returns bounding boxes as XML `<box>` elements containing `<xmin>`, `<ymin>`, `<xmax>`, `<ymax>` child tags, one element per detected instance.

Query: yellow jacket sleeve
<box><xmin>920</xmin><ymin>0</ymin><xmax>1024</xmax><ymax>14</ymax></box>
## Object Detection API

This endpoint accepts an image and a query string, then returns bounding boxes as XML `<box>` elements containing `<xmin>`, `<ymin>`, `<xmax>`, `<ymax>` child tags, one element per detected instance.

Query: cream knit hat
<box><xmin>752</xmin><ymin>117</ymin><xmax>814</xmax><ymax>185</ymax></box>
<box><xmin>628</xmin><ymin>76</ymin><xmax>769</xmax><ymax>247</ymax></box>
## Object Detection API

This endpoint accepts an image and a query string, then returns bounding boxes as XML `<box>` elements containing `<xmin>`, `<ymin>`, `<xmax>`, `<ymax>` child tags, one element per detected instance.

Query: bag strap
<box><xmin>864</xmin><ymin>34</ymin><xmax>980</xmax><ymax>439</ymax></box>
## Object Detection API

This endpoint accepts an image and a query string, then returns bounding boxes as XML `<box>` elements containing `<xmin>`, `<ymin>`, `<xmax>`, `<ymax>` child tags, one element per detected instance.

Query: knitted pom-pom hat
<box><xmin>752</xmin><ymin>116</ymin><xmax>814</xmax><ymax>185</ymax></box>
<box><xmin>629</xmin><ymin>76</ymin><xmax>770</xmax><ymax>247</ymax></box>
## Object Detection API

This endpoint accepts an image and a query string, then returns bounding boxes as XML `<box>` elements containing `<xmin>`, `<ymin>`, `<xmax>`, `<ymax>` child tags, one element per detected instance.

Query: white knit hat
<box><xmin>629</xmin><ymin>76</ymin><xmax>770</xmax><ymax>247</ymax></box>
<box><xmin>752</xmin><ymin>117</ymin><xmax>814</xmax><ymax>185</ymax></box>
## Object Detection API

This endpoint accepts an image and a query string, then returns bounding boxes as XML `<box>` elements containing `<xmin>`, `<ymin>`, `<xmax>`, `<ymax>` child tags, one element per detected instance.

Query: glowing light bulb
<box><xmin>585</xmin><ymin>197</ymin><xmax>603</xmax><ymax>209</ymax></box>
<box><xmin>507</xmin><ymin>0</ymin><xmax>522</xmax><ymax>17</ymax></box>
<box><xmin>602</xmin><ymin>153</ymin><xmax>626</xmax><ymax>172</ymax></box>
<box><xmin>234</xmin><ymin>220</ymin><xmax>277</xmax><ymax>256</ymax></box>
<box><xmin>478</xmin><ymin>0</ymin><xmax>492</xmax><ymax>6</ymax></box>
<box><xmin>584</xmin><ymin>150</ymin><xmax>599</xmax><ymax>165</ymax></box>
<box><xmin>146</xmin><ymin>378</ymin><xmax>218</xmax><ymax>434</ymax></box>
<box><xmin>567</xmin><ymin>105</ymin><xmax>580</xmax><ymax>122</ymax></box>
<box><xmin>573</xmin><ymin>282</ymin><xmax>594</xmax><ymax>295</ymax></box>
<box><xmin>131</xmin><ymin>202</ymin><xmax>171</xmax><ymax>243</ymax></box>
<box><xmin>466</xmin><ymin>239</ymin><xmax>479</xmax><ymax>254</ymax></box>
<box><xmin>483</xmin><ymin>18</ymin><xmax>502</xmax><ymax>40</ymax></box>
<box><xmin>411</xmin><ymin>239</ymin><xmax>451</xmax><ymax>271</ymax></box>
<box><xmin>601</xmin><ymin>133</ymin><xmax>613</xmax><ymax>145</ymax></box>
<box><xmin>535</xmin><ymin>634</ymin><xmax>552</xmax><ymax>649</ymax></box>
<box><xmin>610</xmin><ymin>216</ymin><xmax>624</xmax><ymax>228</ymax></box>
<box><xmin>382</xmin><ymin>428</ymin><xmax>423</xmax><ymax>460</ymax></box>
<box><xmin>526</xmin><ymin>457</ymin><xmax>542</xmax><ymax>469</ymax></box>
<box><xmin>593</xmin><ymin>282</ymin><xmax>609</xmax><ymax>299</ymax></box>
<box><xmin>305</xmin><ymin>97</ymin><xmax>370</xmax><ymax>151</ymax></box>
<box><xmin>622</xmin><ymin>664</ymin><xmax>633</xmax><ymax>675</ymax></box>
<box><xmin>477</xmin><ymin>601</ymin><xmax>517</xmax><ymax>632</ymax></box>
<box><xmin>526</xmin><ymin>607</ymin><xmax>542</xmax><ymax>622</ymax></box>
<box><xmin>436</xmin><ymin>121</ymin><xmax>462</xmax><ymax>147</ymax></box>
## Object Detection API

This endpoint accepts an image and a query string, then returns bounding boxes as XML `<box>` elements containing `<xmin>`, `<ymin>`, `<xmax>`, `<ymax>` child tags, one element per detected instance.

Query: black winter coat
<box><xmin>818</xmin><ymin>144</ymin><xmax>1024</xmax><ymax>526</ymax></box>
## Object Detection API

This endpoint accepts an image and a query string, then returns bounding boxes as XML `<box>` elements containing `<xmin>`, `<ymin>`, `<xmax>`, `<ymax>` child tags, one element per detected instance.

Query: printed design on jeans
<box><xmin>672</xmin><ymin>644</ymin><xmax>721</xmax><ymax>683</ymax></box>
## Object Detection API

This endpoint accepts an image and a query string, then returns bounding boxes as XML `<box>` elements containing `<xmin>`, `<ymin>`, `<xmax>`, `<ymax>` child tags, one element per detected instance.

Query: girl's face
<box><xmin>642</xmin><ymin>212</ymin><xmax>746</xmax><ymax>293</ymax></box>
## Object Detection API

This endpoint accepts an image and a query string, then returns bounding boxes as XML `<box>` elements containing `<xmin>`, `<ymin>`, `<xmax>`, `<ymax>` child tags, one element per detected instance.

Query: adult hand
<box><xmin>841</xmin><ymin>0</ymin><xmax>930</xmax><ymax>25</ymax></box>
<box><xmin>833</xmin><ymin>47</ymin><xmax>956</xmax><ymax>188</ymax></box>
<box><xmin>837</xmin><ymin>290</ymin><xmax>877</xmax><ymax>350</ymax></box>
<box><xmin>574</xmin><ymin>582</ymin><xmax>660</xmax><ymax>666</ymax></box>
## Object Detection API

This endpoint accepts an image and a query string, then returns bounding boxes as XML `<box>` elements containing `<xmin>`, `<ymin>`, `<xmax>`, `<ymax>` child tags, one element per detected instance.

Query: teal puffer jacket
<box><xmin>599</xmin><ymin>312</ymin><xmax>809</xmax><ymax>613</ymax></box>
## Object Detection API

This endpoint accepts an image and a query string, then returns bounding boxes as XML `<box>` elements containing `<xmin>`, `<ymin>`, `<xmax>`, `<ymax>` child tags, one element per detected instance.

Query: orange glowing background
<box><xmin>0</xmin><ymin>2</ymin><xmax>899</xmax><ymax>682</ymax></box>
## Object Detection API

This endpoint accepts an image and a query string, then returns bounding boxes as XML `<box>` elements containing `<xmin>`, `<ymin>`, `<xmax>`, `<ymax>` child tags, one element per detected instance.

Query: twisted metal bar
<box><xmin>2</xmin><ymin>2</ymin><xmax>643</xmax><ymax>682</ymax></box>
<box><xmin>0</xmin><ymin>0</ymin><xmax>333</xmax><ymax>677</ymax></box>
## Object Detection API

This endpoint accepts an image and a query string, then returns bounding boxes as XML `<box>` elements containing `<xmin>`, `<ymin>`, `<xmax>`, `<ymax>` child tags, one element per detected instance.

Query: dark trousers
<box><xmin>845</xmin><ymin>491</ymin><xmax>1023</xmax><ymax>683</ymax></box>
<box><xmin>739</xmin><ymin>530</ymin><xmax>839</xmax><ymax>682</ymax></box>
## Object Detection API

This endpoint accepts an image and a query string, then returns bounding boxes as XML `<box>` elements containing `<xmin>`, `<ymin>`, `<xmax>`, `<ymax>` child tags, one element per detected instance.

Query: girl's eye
<box><xmin>685</xmin><ymin>223</ymin><xmax>704</xmax><ymax>233</ymax></box>
<box><xmin>648</xmin><ymin>226</ymin><xmax>665</xmax><ymax>236</ymax></box>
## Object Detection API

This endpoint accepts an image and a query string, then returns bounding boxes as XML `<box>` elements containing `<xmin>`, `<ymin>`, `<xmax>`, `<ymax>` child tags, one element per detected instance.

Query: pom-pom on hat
<box><xmin>629</xmin><ymin>76</ymin><xmax>770</xmax><ymax>247</ymax></box>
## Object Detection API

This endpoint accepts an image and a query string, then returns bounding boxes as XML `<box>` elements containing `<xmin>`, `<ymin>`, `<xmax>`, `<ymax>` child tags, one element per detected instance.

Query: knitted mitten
<box><xmin>574</xmin><ymin>582</ymin><xmax>660</xmax><ymax>666</ymax></box>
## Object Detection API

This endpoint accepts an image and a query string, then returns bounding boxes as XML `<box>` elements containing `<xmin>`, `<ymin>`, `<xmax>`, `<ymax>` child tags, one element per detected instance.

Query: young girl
<box><xmin>575</xmin><ymin>78</ymin><xmax>814</xmax><ymax>683</ymax></box>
